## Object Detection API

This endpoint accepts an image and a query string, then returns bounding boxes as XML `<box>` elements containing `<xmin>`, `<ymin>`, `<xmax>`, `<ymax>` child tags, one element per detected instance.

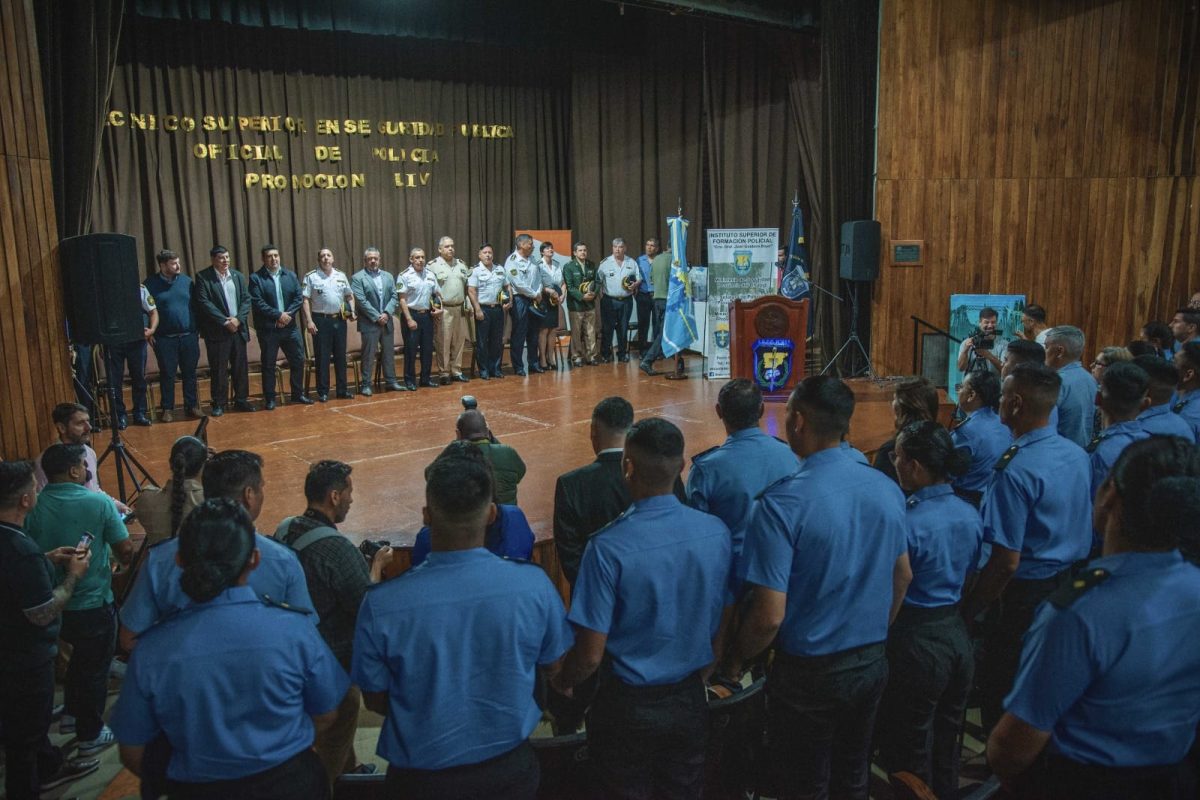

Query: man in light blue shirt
<box><xmin>962</xmin><ymin>364</ymin><xmax>1092</xmax><ymax>733</ymax></box>
<box><xmin>1130</xmin><ymin>355</ymin><xmax>1195</xmax><ymax>440</ymax></box>
<box><xmin>715</xmin><ymin>376</ymin><xmax>911</xmax><ymax>800</ymax></box>
<box><xmin>353</xmin><ymin>447</ymin><xmax>570</xmax><ymax>797</ymax></box>
<box><xmin>554</xmin><ymin>418</ymin><xmax>731</xmax><ymax>799</ymax></box>
<box><xmin>950</xmin><ymin>370</ymin><xmax>1012</xmax><ymax>505</ymax></box>
<box><xmin>634</xmin><ymin>237</ymin><xmax>659</xmax><ymax>352</ymax></box>
<box><xmin>1044</xmin><ymin>325</ymin><xmax>1098</xmax><ymax>447</ymax></box>
<box><xmin>1172</xmin><ymin>342</ymin><xmax>1200</xmax><ymax>442</ymax></box>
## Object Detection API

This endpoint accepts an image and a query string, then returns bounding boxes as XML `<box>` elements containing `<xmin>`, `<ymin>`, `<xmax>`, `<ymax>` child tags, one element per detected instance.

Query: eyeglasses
<box><xmin>1090</xmin><ymin>360</ymin><xmax>1108</xmax><ymax>369</ymax></box>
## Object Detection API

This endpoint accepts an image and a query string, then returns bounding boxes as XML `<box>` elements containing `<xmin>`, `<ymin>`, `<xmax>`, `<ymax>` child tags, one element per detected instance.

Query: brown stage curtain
<box><xmin>93</xmin><ymin>15</ymin><xmax>571</xmax><ymax>276</ymax></box>
<box><xmin>568</xmin><ymin>17</ymin><xmax>706</xmax><ymax>264</ymax></box>
<box><xmin>36</xmin><ymin>0</ymin><xmax>126</xmax><ymax>239</ymax></box>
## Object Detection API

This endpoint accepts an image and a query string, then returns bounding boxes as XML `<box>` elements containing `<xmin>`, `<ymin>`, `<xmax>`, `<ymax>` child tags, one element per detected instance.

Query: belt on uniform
<box><xmin>311</xmin><ymin>312</ymin><xmax>343</xmax><ymax>318</ymax></box>
<box><xmin>441</xmin><ymin>302</ymin><xmax>464</xmax><ymax>307</ymax></box>
<box><xmin>411</xmin><ymin>308</ymin><xmax>431</xmax><ymax>314</ymax></box>
<box><xmin>480</xmin><ymin>303</ymin><xmax>501</xmax><ymax>308</ymax></box>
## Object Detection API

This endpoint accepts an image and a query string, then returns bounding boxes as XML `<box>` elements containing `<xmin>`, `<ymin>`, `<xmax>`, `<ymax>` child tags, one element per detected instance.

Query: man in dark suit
<box><xmin>553</xmin><ymin>397</ymin><xmax>635</xmax><ymax>590</ymax></box>
<box><xmin>192</xmin><ymin>246</ymin><xmax>256</xmax><ymax>416</ymax></box>
<box><xmin>248</xmin><ymin>245</ymin><xmax>312</xmax><ymax>409</ymax></box>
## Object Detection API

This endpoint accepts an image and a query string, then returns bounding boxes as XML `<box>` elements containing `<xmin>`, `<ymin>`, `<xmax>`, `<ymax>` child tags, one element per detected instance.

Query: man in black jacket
<box><xmin>248</xmin><ymin>245</ymin><xmax>312</xmax><ymax>409</ymax></box>
<box><xmin>553</xmin><ymin>397</ymin><xmax>635</xmax><ymax>591</ymax></box>
<box><xmin>192</xmin><ymin>246</ymin><xmax>256</xmax><ymax>416</ymax></box>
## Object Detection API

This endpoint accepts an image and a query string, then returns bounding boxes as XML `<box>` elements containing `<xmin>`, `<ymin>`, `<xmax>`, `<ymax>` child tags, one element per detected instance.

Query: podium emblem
<box><xmin>753</xmin><ymin>338</ymin><xmax>794</xmax><ymax>392</ymax></box>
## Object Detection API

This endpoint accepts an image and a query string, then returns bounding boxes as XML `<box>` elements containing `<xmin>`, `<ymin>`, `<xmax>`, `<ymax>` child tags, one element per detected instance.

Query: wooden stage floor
<box><xmin>98</xmin><ymin>362</ymin><xmax>910</xmax><ymax>548</ymax></box>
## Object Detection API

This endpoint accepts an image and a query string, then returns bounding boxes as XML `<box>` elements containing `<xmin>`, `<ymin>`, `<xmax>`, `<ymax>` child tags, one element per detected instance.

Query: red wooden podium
<box><xmin>729</xmin><ymin>296</ymin><xmax>809</xmax><ymax>400</ymax></box>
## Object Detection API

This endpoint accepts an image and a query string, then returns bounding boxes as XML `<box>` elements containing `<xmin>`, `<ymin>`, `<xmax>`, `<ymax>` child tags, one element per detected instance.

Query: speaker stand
<box><xmin>95</xmin><ymin>347</ymin><xmax>159</xmax><ymax>507</ymax></box>
<box><xmin>821</xmin><ymin>284</ymin><xmax>878</xmax><ymax>379</ymax></box>
<box><xmin>665</xmin><ymin>354</ymin><xmax>689</xmax><ymax>380</ymax></box>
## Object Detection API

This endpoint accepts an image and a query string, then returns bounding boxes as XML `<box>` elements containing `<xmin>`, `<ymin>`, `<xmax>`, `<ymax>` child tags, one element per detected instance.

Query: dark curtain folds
<box><xmin>36</xmin><ymin>0</ymin><xmax>126</xmax><ymax>238</ymax></box>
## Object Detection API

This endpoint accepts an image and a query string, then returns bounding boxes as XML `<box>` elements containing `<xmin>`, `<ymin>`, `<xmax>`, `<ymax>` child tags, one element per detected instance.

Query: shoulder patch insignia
<box><xmin>1084</xmin><ymin>434</ymin><xmax>1104</xmax><ymax>454</ymax></box>
<box><xmin>755</xmin><ymin>471</ymin><xmax>796</xmax><ymax>500</ymax></box>
<box><xmin>593</xmin><ymin>506</ymin><xmax>634</xmax><ymax>538</ymax></box>
<box><xmin>1048</xmin><ymin>567</ymin><xmax>1110</xmax><ymax>609</ymax></box>
<box><xmin>993</xmin><ymin>444</ymin><xmax>1021</xmax><ymax>471</ymax></box>
<box><xmin>261</xmin><ymin>594</ymin><xmax>314</xmax><ymax>615</ymax></box>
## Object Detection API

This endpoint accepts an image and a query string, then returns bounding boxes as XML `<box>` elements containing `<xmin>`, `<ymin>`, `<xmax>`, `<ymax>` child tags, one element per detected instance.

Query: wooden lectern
<box><xmin>729</xmin><ymin>296</ymin><xmax>809</xmax><ymax>400</ymax></box>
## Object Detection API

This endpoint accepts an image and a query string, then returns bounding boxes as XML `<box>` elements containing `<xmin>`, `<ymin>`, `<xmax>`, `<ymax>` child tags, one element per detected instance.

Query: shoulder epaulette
<box><xmin>773</xmin><ymin>436</ymin><xmax>788</xmax><ymax>446</ymax></box>
<box><xmin>1084</xmin><ymin>434</ymin><xmax>1104</xmax><ymax>454</ymax></box>
<box><xmin>1048</xmin><ymin>567</ymin><xmax>1110</xmax><ymax>609</ymax></box>
<box><xmin>1173</xmin><ymin>398</ymin><xmax>1188</xmax><ymax>413</ymax></box>
<box><xmin>755</xmin><ymin>471</ymin><xmax>796</xmax><ymax>500</ymax></box>
<box><xmin>592</xmin><ymin>506</ymin><xmax>634</xmax><ymax>538</ymax></box>
<box><xmin>993</xmin><ymin>444</ymin><xmax>1021</xmax><ymax>471</ymax></box>
<box><xmin>260</xmin><ymin>594</ymin><xmax>314</xmax><ymax>616</ymax></box>
<box><xmin>691</xmin><ymin>445</ymin><xmax>719</xmax><ymax>463</ymax></box>
<box><xmin>139</xmin><ymin>605</ymin><xmax>185</xmax><ymax>637</ymax></box>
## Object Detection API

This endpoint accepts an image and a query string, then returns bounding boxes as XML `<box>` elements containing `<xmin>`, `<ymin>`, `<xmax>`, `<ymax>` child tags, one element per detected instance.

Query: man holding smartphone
<box><xmin>25</xmin><ymin>444</ymin><xmax>134</xmax><ymax>759</ymax></box>
<box><xmin>0</xmin><ymin>460</ymin><xmax>101</xmax><ymax>797</ymax></box>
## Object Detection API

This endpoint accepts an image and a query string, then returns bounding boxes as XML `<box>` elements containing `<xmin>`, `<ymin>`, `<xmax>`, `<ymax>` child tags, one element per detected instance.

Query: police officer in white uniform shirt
<box><xmin>398</xmin><ymin>248</ymin><xmax>442</xmax><ymax>390</ymax></box>
<box><xmin>467</xmin><ymin>244</ymin><xmax>511</xmax><ymax>380</ymax></box>
<box><xmin>505</xmin><ymin>234</ymin><xmax>543</xmax><ymax>376</ymax></box>
<box><xmin>597</xmin><ymin>238</ymin><xmax>640</xmax><ymax>363</ymax></box>
<box><xmin>302</xmin><ymin>248</ymin><xmax>356</xmax><ymax>401</ymax></box>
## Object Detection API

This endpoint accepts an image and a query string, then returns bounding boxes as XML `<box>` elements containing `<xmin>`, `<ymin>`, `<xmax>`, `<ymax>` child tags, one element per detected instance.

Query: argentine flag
<box><xmin>662</xmin><ymin>215</ymin><xmax>698</xmax><ymax>358</ymax></box>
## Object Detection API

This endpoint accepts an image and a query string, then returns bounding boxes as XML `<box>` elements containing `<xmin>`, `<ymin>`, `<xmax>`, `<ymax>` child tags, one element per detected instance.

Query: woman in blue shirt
<box><xmin>874</xmin><ymin>421</ymin><xmax>982</xmax><ymax>799</ymax></box>
<box><xmin>111</xmin><ymin>499</ymin><xmax>348</xmax><ymax>799</ymax></box>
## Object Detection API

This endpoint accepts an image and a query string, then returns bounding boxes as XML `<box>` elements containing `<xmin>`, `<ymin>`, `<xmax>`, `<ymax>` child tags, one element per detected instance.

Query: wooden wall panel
<box><xmin>0</xmin><ymin>0</ymin><xmax>73</xmax><ymax>459</ymax></box>
<box><xmin>873</xmin><ymin>0</ymin><xmax>1199</xmax><ymax>376</ymax></box>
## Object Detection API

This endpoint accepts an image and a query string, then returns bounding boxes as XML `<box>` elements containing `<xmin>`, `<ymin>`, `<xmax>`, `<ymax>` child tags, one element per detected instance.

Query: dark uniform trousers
<box><xmin>978</xmin><ymin>570</ymin><xmax>1071</xmax><ymax>733</ymax></box>
<box><xmin>403</xmin><ymin>310</ymin><xmax>436</xmax><ymax>384</ymax></box>
<box><xmin>640</xmin><ymin>299</ymin><xmax>668</xmax><ymax>365</ymax></box>
<box><xmin>766</xmin><ymin>642</ymin><xmax>888</xmax><ymax>800</ymax></box>
<box><xmin>508</xmin><ymin>295</ymin><xmax>539</xmax><ymax>372</ymax></box>
<box><xmin>383</xmin><ymin>741</ymin><xmax>539</xmax><ymax>800</ymax></box>
<box><xmin>634</xmin><ymin>291</ymin><xmax>654</xmax><ymax>349</ymax></box>
<box><xmin>105</xmin><ymin>339</ymin><xmax>149</xmax><ymax>416</ymax></box>
<box><xmin>166</xmin><ymin>747</ymin><xmax>330</xmax><ymax>800</ymax></box>
<box><xmin>1</xmin><ymin>661</ymin><xmax>63</xmax><ymax>800</ymax></box>
<box><xmin>257</xmin><ymin>326</ymin><xmax>305</xmax><ymax>401</ymax></box>
<box><xmin>153</xmin><ymin>332</ymin><xmax>200</xmax><ymax>410</ymax></box>
<box><xmin>60</xmin><ymin>603</ymin><xmax>117</xmax><ymax>742</ymax></box>
<box><xmin>312</xmin><ymin>314</ymin><xmax>348</xmax><ymax>395</ymax></box>
<box><xmin>587</xmin><ymin>669</ymin><xmax>708</xmax><ymax>800</ymax></box>
<box><xmin>1001</xmin><ymin>751</ymin><xmax>1187</xmax><ymax>800</ymax></box>
<box><xmin>205</xmin><ymin>335</ymin><xmax>250</xmax><ymax>407</ymax></box>
<box><xmin>600</xmin><ymin>296</ymin><xmax>633</xmax><ymax>360</ymax></box>
<box><xmin>874</xmin><ymin>605</ymin><xmax>974</xmax><ymax>800</ymax></box>
<box><xmin>476</xmin><ymin>304</ymin><xmax>505</xmax><ymax>377</ymax></box>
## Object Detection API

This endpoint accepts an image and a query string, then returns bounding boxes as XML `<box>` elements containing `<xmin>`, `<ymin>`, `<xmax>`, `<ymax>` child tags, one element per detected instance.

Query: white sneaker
<box><xmin>59</xmin><ymin>714</ymin><xmax>76</xmax><ymax>735</ymax></box>
<box><xmin>76</xmin><ymin>725</ymin><xmax>115</xmax><ymax>756</ymax></box>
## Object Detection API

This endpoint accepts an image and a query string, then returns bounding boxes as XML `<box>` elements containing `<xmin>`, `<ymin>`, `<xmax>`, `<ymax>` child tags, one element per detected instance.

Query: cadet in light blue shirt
<box><xmin>963</xmin><ymin>364</ymin><xmax>1093</xmax><ymax>733</ymax></box>
<box><xmin>716</xmin><ymin>377</ymin><xmax>910</xmax><ymax>800</ymax></box>
<box><xmin>1172</xmin><ymin>342</ymin><xmax>1200</xmax><ymax>442</ymax></box>
<box><xmin>874</xmin><ymin>422</ymin><xmax>982</xmax><ymax>799</ymax></box>
<box><xmin>988</xmin><ymin>437</ymin><xmax>1200</xmax><ymax>797</ymax></box>
<box><xmin>950</xmin><ymin>370</ymin><xmax>1012</xmax><ymax>504</ymax></box>
<box><xmin>1087</xmin><ymin>362</ymin><xmax>1151</xmax><ymax>499</ymax></box>
<box><xmin>1045</xmin><ymin>326</ymin><xmax>1098</xmax><ymax>447</ymax></box>
<box><xmin>686</xmin><ymin>379</ymin><xmax>799</xmax><ymax>562</ymax></box>
<box><xmin>111</xmin><ymin>500</ymin><xmax>347</xmax><ymax>795</ymax></box>
<box><xmin>353</xmin><ymin>448</ymin><xmax>570</xmax><ymax>797</ymax></box>
<box><xmin>1130</xmin><ymin>355</ymin><xmax>1196</xmax><ymax>440</ymax></box>
<box><xmin>119</xmin><ymin>450</ymin><xmax>313</xmax><ymax>649</ymax></box>
<box><xmin>555</xmin><ymin>418</ymin><xmax>731</xmax><ymax>800</ymax></box>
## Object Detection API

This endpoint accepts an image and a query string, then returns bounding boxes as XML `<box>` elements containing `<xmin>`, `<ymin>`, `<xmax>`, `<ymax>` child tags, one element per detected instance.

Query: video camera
<box><xmin>969</xmin><ymin>327</ymin><xmax>1002</xmax><ymax>351</ymax></box>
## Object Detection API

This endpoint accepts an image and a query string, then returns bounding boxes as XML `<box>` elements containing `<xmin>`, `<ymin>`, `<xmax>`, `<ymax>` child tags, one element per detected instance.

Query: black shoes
<box><xmin>453</xmin><ymin>374</ymin><xmax>469</xmax><ymax>383</ymax></box>
<box><xmin>40</xmin><ymin>757</ymin><xmax>101</xmax><ymax>790</ymax></box>
<box><xmin>116</xmin><ymin>414</ymin><xmax>128</xmax><ymax>430</ymax></box>
<box><xmin>404</xmin><ymin>382</ymin><xmax>417</xmax><ymax>391</ymax></box>
<box><xmin>210</xmin><ymin>405</ymin><xmax>224</xmax><ymax>417</ymax></box>
<box><xmin>360</xmin><ymin>386</ymin><xmax>373</xmax><ymax>397</ymax></box>
<box><xmin>317</xmin><ymin>394</ymin><xmax>329</xmax><ymax>402</ymax></box>
<box><xmin>335</xmin><ymin>391</ymin><xmax>355</xmax><ymax>399</ymax></box>
<box><xmin>264</xmin><ymin>399</ymin><xmax>277</xmax><ymax>411</ymax></box>
<box><xmin>131</xmin><ymin>413</ymin><xmax>152</xmax><ymax>426</ymax></box>
<box><xmin>640</xmin><ymin>363</ymin><xmax>661</xmax><ymax>376</ymax></box>
<box><xmin>530</xmin><ymin>365</ymin><xmax>547</xmax><ymax>374</ymax></box>
<box><xmin>292</xmin><ymin>394</ymin><xmax>315</xmax><ymax>405</ymax></box>
<box><xmin>619</xmin><ymin>355</ymin><xmax>631</xmax><ymax>363</ymax></box>
<box><xmin>418</xmin><ymin>379</ymin><xmax>438</xmax><ymax>388</ymax></box>
<box><xmin>233</xmin><ymin>400</ymin><xmax>258</xmax><ymax>412</ymax></box>
<box><xmin>386</xmin><ymin>382</ymin><xmax>406</xmax><ymax>392</ymax></box>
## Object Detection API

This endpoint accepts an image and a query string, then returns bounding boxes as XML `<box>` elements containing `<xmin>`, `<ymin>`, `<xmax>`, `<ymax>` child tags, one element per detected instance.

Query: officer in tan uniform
<box><xmin>428</xmin><ymin>236</ymin><xmax>473</xmax><ymax>385</ymax></box>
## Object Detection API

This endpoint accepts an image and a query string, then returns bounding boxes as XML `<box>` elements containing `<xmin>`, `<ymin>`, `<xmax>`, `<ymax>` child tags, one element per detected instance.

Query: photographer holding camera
<box><xmin>957</xmin><ymin>307</ymin><xmax>1009</xmax><ymax>375</ymax></box>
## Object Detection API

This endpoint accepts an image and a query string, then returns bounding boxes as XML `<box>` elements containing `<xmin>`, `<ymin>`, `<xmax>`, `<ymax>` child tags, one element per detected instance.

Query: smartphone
<box><xmin>77</xmin><ymin>532</ymin><xmax>95</xmax><ymax>553</ymax></box>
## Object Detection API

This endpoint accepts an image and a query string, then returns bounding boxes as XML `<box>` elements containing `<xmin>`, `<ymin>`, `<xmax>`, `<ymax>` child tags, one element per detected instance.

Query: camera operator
<box><xmin>275</xmin><ymin>460</ymin><xmax>393</xmax><ymax>787</ymax></box>
<box><xmin>957</xmin><ymin>307</ymin><xmax>1009</xmax><ymax>375</ymax></box>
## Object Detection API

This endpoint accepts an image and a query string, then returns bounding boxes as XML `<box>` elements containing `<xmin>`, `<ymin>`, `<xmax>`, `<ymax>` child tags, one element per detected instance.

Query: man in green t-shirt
<box><xmin>456</xmin><ymin>410</ymin><xmax>527</xmax><ymax>505</ymax></box>
<box><xmin>562</xmin><ymin>242</ymin><xmax>599</xmax><ymax>366</ymax></box>
<box><xmin>26</xmin><ymin>443</ymin><xmax>134</xmax><ymax>757</ymax></box>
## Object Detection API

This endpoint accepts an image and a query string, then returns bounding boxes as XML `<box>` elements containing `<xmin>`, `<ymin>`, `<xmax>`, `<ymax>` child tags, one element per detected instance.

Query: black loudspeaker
<box><xmin>838</xmin><ymin>220</ymin><xmax>881</xmax><ymax>281</ymax></box>
<box><xmin>60</xmin><ymin>233</ymin><xmax>145</xmax><ymax>346</ymax></box>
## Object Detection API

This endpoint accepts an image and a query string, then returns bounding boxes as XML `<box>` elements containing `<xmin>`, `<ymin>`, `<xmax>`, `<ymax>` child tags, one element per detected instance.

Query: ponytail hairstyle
<box><xmin>177</xmin><ymin>498</ymin><xmax>255</xmax><ymax>603</ymax></box>
<box><xmin>1106</xmin><ymin>436</ymin><xmax>1200</xmax><ymax>551</ymax></box>
<box><xmin>168</xmin><ymin>436</ymin><xmax>208</xmax><ymax>535</ymax></box>
<box><xmin>895</xmin><ymin>420</ymin><xmax>971</xmax><ymax>482</ymax></box>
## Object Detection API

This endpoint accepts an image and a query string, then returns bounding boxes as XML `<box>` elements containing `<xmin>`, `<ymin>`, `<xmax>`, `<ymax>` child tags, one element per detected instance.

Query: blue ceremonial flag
<box><xmin>780</xmin><ymin>202</ymin><xmax>814</xmax><ymax>335</ymax></box>
<box><xmin>662</xmin><ymin>215</ymin><xmax>698</xmax><ymax>358</ymax></box>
